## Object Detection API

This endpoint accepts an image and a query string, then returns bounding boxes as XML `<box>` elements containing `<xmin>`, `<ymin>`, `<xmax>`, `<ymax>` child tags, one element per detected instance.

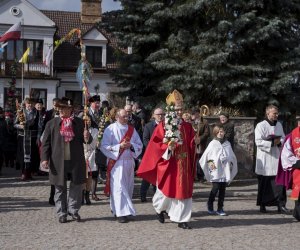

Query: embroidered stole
<box><xmin>291</xmin><ymin>127</ymin><xmax>300</xmax><ymax>200</ymax></box>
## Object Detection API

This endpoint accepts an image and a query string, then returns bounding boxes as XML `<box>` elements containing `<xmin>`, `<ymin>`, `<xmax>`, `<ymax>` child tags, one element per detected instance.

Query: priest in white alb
<box><xmin>255</xmin><ymin>104</ymin><xmax>287</xmax><ymax>213</ymax></box>
<box><xmin>100</xmin><ymin>109</ymin><xmax>143</xmax><ymax>223</ymax></box>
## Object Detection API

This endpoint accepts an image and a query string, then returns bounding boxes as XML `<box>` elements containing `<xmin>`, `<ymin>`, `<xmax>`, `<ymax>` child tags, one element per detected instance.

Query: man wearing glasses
<box><xmin>140</xmin><ymin>108</ymin><xmax>165</xmax><ymax>202</ymax></box>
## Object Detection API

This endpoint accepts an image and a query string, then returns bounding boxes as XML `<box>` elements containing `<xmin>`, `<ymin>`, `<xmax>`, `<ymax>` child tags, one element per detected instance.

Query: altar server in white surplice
<box><xmin>255</xmin><ymin>104</ymin><xmax>287</xmax><ymax>214</ymax></box>
<box><xmin>100</xmin><ymin>109</ymin><xmax>143</xmax><ymax>223</ymax></box>
<box><xmin>200</xmin><ymin>125</ymin><xmax>237</xmax><ymax>216</ymax></box>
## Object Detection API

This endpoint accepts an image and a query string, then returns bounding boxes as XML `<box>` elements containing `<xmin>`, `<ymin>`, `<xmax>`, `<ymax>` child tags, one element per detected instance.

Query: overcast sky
<box><xmin>27</xmin><ymin>0</ymin><xmax>121</xmax><ymax>12</ymax></box>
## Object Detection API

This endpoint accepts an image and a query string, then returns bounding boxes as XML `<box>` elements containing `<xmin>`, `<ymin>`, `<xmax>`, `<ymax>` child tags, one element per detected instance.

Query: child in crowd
<box><xmin>199</xmin><ymin>125</ymin><xmax>237</xmax><ymax>216</ymax></box>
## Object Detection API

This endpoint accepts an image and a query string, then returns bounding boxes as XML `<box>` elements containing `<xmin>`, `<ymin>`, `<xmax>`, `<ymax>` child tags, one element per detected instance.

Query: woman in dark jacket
<box><xmin>218</xmin><ymin>112</ymin><xmax>235</xmax><ymax>151</ymax></box>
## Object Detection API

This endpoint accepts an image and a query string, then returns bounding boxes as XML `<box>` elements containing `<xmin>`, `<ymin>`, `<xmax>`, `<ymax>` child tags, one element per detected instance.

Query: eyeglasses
<box><xmin>120</xmin><ymin>115</ymin><xmax>128</xmax><ymax>118</ymax></box>
<box><xmin>154</xmin><ymin>113</ymin><xmax>165</xmax><ymax>116</ymax></box>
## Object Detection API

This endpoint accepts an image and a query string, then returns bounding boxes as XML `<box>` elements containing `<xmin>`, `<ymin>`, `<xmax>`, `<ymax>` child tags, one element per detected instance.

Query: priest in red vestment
<box><xmin>279</xmin><ymin>118</ymin><xmax>300</xmax><ymax>221</ymax></box>
<box><xmin>137</xmin><ymin>90</ymin><xmax>199</xmax><ymax>229</ymax></box>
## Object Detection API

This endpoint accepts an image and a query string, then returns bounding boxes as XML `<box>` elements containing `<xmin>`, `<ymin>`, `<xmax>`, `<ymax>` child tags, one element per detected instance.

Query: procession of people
<box><xmin>0</xmin><ymin>89</ymin><xmax>300</xmax><ymax>227</ymax></box>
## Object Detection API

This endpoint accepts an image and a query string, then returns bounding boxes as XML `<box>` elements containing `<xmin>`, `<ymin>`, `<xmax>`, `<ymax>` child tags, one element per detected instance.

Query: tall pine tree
<box><xmin>100</xmin><ymin>0</ymin><xmax>300</xmax><ymax>116</ymax></box>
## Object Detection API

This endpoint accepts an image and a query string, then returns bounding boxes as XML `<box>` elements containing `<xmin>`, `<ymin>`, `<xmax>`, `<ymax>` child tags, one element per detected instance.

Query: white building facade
<box><xmin>0</xmin><ymin>0</ymin><xmax>120</xmax><ymax>110</ymax></box>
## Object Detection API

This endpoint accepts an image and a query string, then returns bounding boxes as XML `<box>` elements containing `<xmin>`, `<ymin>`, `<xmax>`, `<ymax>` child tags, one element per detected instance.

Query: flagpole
<box><xmin>21</xmin><ymin>63</ymin><xmax>24</xmax><ymax>101</ymax></box>
<box><xmin>21</xmin><ymin>18</ymin><xmax>24</xmax><ymax>101</ymax></box>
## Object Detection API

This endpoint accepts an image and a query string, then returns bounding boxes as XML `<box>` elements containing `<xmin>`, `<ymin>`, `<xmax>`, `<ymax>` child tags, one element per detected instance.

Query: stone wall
<box><xmin>204</xmin><ymin>116</ymin><xmax>257</xmax><ymax>179</ymax></box>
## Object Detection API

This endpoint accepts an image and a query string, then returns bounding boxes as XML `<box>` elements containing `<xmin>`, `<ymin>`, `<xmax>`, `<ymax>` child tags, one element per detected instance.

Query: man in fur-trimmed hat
<box><xmin>87</xmin><ymin>95</ymin><xmax>109</xmax><ymax>200</ymax></box>
<box><xmin>41</xmin><ymin>97</ymin><xmax>92</xmax><ymax>223</ymax></box>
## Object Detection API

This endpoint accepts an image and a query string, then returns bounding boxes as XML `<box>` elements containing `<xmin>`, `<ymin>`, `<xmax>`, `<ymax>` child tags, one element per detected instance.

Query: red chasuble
<box><xmin>291</xmin><ymin>127</ymin><xmax>300</xmax><ymax>200</ymax></box>
<box><xmin>137</xmin><ymin>121</ymin><xmax>196</xmax><ymax>199</ymax></box>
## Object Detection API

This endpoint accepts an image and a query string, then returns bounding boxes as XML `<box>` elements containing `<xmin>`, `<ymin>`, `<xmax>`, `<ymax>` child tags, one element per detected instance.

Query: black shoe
<box><xmin>81</xmin><ymin>190</ymin><xmax>85</xmax><ymax>205</ymax></box>
<box><xmin>118</xmin><ymin>216</ymin><xmax>128</xmax><ymax>223</ymax></box>
<box><xmin>278</xmin><ymin>206</ymin><xmax>289</xmax><ymax>214</ymax></box>
<box><xmin>48</xmin><ymin>197</ymin><xmax>55</xmax><ymax>206</ymax></box>
<box><xmin>156</xmin><ymin>212</ymin><xmax>165</xmax><ymax>223</ymax></box>
<box><xmin>293</xmin><ymin>213</ymin><xmax>300</xmax><ymax>221</ymax></box>
<box><xmin>68</xmin><ymin>212</ymin><xmax>81</xmax><ymax>222</ymax></box>
<box><xmin>178</xmin><ymin>222</ymin><xmax>192</xmax><ymax>229</ymax></box>
<box><xmin>85</xmin><ymin>191</ymin><xmax>92</xmax><ymax>205</ymax></box>
<box><xmin>260</xmin><ymin>205</ymin><xmax>267</xmax><ymax>213</ymax></box>
<box><xmin>141</xmin><ymin>197</ymin><xmax>147</xmax><ymax>202</ymax></box>
<box><xmin>59</xmin><ymin>216</ymin><xmax>67</xmax><ymax>223</ymax></box>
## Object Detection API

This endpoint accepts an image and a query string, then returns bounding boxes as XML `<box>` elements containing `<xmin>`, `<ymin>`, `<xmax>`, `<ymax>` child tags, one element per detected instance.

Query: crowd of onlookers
<box><xmin>2</xmin><ymin>96</ymin><xmax>300</xmax><ymax>224</ymax></box>
<box><xmin>0</xmin><ymin>98</ymin><xmax>235</xmax><ymax>180</ymax></box>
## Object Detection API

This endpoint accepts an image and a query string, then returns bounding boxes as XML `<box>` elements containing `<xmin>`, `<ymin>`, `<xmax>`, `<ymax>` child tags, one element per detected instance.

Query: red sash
<box><xmin>104</xmin><ymin>125</ymin><xmax>134</xmax><ymax>196</ymax></box>
<box><xmin>291</xmin><ymin>128</ymin><xmax>300</xmax><ymax>200</ymax></box>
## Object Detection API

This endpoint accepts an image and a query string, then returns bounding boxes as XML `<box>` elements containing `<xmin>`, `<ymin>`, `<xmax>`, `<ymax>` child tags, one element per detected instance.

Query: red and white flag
<box><xmin>43</xmin><ymin>47</ymin><xmax>53</xmax><ymax>67</ymax></box>
<box><xmin>0</xmin><ymin>22</ymin><xmax>21</xmax><ymax>43</ymax></box>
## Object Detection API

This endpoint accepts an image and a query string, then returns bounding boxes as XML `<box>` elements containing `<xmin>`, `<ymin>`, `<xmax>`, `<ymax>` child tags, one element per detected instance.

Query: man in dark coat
<box><xmin>14</xmin><ymin>98</ymin><xmax>41</xmax><ymax>180</ymax></box>
<box><xmin>140</xmin><ymin>107</ymin><xmax>165</xmax><ymax>202</ymax></box>
<box><xmin>132</xmin><ymin>101</ymin><xmax>147</xmax><ymax>129</ymax></box>
<box><xmin>125</xmin><ymin>104</ymin><xmax>142</xmax><ymax>136</ymax></box>
<box><xmin>41</xmin><ymin>97</ymin><xmax>91</xmax><ymax>223</ymax></box>
<box><xmin>125</xmin><ymin>104</ymin><xmax>142</xmax><ymax>171</ymax></box>
<box><xmin>42</xmin><ymin>98</ymin><xmax>60</xmax><ymax>206</ymax></box>
<box><xmin>43</xmin><ymin>98</ymin><xmax>60</xmax><ymax>131</ymax></box>
<box><xmin>0</xmin><ymin>107</ymin><xmax>5</xmax><ymax>175</ymax></box>
<box><xmin>192</xmin><ymin>109</ymin><xmax>210</xmax><ymax>182</ymax></box>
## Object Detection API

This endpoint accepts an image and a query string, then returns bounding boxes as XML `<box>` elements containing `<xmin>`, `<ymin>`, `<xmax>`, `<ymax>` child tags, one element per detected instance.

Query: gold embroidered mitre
<box><xmin>166</xmin><ymin>89</ymin><xmax>184</xmax><ymax>106</ymax></box>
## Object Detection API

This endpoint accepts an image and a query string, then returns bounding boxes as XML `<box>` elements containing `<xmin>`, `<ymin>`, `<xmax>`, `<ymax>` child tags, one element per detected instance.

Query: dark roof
<box><xmin>41</xmin><ymin>10</ymin><xmax>119</xmax><ymax>70</ymax></box>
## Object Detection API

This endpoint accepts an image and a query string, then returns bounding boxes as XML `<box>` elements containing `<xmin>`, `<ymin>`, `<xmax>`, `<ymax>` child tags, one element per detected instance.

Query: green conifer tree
<box><xmin>101</xmin><ymin>0</ymin><xmax>300</xmax><ymax>116</ymax></box>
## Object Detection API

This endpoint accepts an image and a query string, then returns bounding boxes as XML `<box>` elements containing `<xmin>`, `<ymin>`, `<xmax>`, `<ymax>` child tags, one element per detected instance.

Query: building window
<box><xmin>86</xmin><ymin>46</ymin><xmax>102</xmax><ymax>68</ymax></box>
<box><xmin>3</xmin><ymin>87</ymin><xmax>24</xmax><ymax>107</ymax></box>
<box><xmin>65</xmin><ymin>90</ymin><xmax>83</xmax><ymax>106</ymax></box>
<box><xmin>3</xmin><ymin>39</ymin><xmax>43</xmax><ymax>63</ymax></box>
<box><xmin>30</xmin><ymin>88</ymin><xmax>47</xmax><ymax>107</ymax></box>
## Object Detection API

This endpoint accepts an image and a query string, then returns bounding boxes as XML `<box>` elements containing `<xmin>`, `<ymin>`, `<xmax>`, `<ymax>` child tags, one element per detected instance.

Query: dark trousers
<box><xmin>208</xmin><ymin>182</ymin><xmax>227</xmax><ymax>211</ymax></box>
<box><xmin>0</xmin><ymin>147</ymin><xmax>3</xmax><ymax>173</ymax></box>
<box><xmin>4</xmin><ymin>151</ymin><xmax>15</xmax><ymax>168</ymax></box>
<box><xmin>140</xmin><ymin>179</ymin><xmax>156</xmax><ymax>199</ymax></box>
<box><xmin>95</xmin><ymin>149</ymin><xmax>106</xmax><ymax>180</ymax></box>
<box><xmin>54</xmin><ymin>160</ymin><xmax>83</xmax><ymax>217</ymax></box>
<box><xmin>257</xmin><ymin>175</ymin><xmax>286</xmax><ymax>207</ymax></box>
<box><xmin>277</xmin><ymin>184</ymin><xmax>287</xmax><ymax>207</ymax></box>
<box><xmin>50</xmin><ymin>185</ymin><xmax>55</xmax><ymax>200</ymax></box>
<box><xmin>196</xmin><ymin>160</ymin><xmax>205</xmax><ymax>180</ymax></box>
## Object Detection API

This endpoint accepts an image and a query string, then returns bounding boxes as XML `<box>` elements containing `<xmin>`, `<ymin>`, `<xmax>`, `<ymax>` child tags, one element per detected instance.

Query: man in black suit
<box><xmin>43</xmin><ymin>98</ymin><xmax>60</xmax><ymax>206</ymax></box>
<box><xmin>140</xmin><ymin>107</ymin><xmax>165</xmax><ymax>202</ymax></box>
<box><xmin>125</xmin><ymin>104</ymin><xmax>143</xmax><ymax>171</ymax></box>
<box><xmin>43</xmin><ymin>98</ymin><xmax>60</xmax><ymax>132</ymax></box>
<box><xmin>88</xmin><ymin>95</ymin><xmax>102</xmax><ymax>128</ymax></box>
<box><xmin>125</xmin><ymin>104</ymin><xmax>142</xmax><ymax>136</ymax></box>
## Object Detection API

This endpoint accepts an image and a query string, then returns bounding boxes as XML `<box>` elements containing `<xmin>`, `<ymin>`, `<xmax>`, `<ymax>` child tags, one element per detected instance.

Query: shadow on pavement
<box><xmin>0</xmin><ymin>196</ymin><xmax>52</xmax><ymax>212</ymax></box>
<box><xmin>189</xmin><ymin>216</ymin><xmax>293</xmax><ymax>228</ymax></box>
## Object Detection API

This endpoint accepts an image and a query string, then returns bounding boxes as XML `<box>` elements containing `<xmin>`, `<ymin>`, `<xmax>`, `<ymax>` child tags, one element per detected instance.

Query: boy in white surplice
<box><xmin>200</xmin><ymin>125</ymin><xmax>237</xmax><ymax>216</ymax></box>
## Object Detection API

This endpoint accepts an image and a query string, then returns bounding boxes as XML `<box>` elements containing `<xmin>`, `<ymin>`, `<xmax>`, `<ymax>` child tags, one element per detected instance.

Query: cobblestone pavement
<box><xmin>0</xmin><ymin>167</ymin><xmax>298</xmax><ymax>250</ymax></box>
